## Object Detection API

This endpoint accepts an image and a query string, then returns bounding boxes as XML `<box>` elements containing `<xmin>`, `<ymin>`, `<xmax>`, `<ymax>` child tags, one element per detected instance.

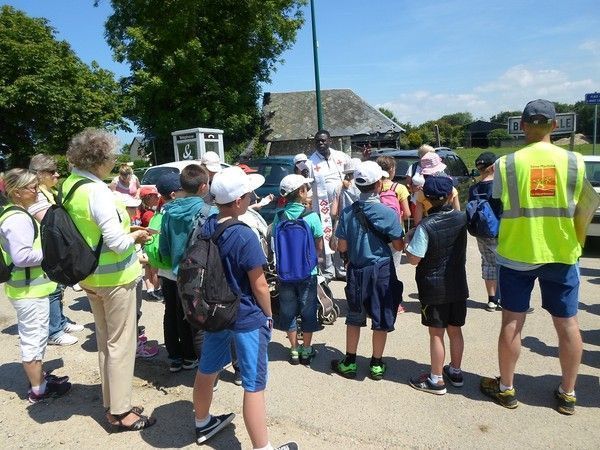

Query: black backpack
<box><xmin>0</xmin><ymin>206</ymin><xmax>38</xmax><ymax>283</ymax></box>
<box><xmin>41</xmin><ymin>179</ymin><xmax>104</xmax><ymax>285</ymax></box>
<box><xmin>177</xmin><ymin>219</ymin><xmax>246</xmax><ymax>331</ymax></box>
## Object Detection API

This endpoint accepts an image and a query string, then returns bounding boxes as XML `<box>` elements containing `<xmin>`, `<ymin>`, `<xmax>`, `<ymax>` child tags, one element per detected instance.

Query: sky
<box><xmin>4</xmin><ymin>0</ymin><xmax>600</xmax><ymax>144</ymax></box>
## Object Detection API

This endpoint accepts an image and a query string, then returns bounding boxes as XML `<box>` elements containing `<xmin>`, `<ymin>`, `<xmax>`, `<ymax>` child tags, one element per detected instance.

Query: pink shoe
<box><xmin>397</xmin><ymin>305</ymin><xmax>406</xmax><ymax>314</ymax></box>
<box><xmin>136</xmin><ymin>341</ymin><xmax>159</xmax><ymax>358</ymax></box>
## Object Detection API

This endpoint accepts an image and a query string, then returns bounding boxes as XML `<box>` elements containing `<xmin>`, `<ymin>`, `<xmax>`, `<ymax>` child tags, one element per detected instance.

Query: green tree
<box><xmin>0</xmin><ymin>6</ymin><xmax>126</xmax><ymax>165</ymax></box>
<box><xmin>438</xmin><ymin>112</ymin><xmax>473</xmax><ymax>127</ymax></box>
<box><xmin>407</xmin><ymin>132</ymin><xmax>423</xmax><ymax>148</ymax></box>
<box><xmin>488</xmin><ymin>128</ymin><xmax>511</xmax><ymax>147</ymax></box>
<box><xmin>489</xmin><ymin>111</ymin><xmax>521</xmax><ymax>125</ymax></box>
<box><xmin>101</xmin><ymin>0</ymin><xmax>306</xmax><ymax>162</ymax></box>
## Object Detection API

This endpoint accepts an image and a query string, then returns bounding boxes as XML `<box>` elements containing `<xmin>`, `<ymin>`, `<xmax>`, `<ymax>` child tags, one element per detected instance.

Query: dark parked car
<box><xmin>369</xmin><ymin>147</ymin><xmax>475</xmax><ymax>205</ymax></box>
<box><xmin>245</xmin><ymin>156</ymin><xmax>296</xmax><ymax>223</ymax></box>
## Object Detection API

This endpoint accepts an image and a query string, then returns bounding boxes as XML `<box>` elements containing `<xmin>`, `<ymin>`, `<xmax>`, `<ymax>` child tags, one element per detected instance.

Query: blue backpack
<box><xmin>274</xmin><ymin>208</ymin><xmax>318</xmax><ymax>282</ymax></box>
<box><xmin>466</xmin><ymin>193</ymin><xmax>499</xmax><ymax>238</ymax></box>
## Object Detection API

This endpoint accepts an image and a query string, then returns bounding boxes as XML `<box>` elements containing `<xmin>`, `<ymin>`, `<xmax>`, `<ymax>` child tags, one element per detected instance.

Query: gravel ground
<box><xmin>0</xmin><ymin>235</ymin><xmax>598</xmax><ymax>449</ymax></box>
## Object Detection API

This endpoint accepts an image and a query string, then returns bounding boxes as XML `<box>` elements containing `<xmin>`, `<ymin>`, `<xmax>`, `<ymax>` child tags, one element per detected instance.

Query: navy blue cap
<box><xmin>522</xmin><ymin>99</ymin><xmax>556</xmax><ymax>123</ymax></box>
<box><xmin>423</xmin><ymin>176</ymin><xmax>453</xmax><ymax>200</ymax></box>
<box><xmin>156</xmin><ymin>172</ymin><xmax>182</xmax><ymax>197</ymax></box>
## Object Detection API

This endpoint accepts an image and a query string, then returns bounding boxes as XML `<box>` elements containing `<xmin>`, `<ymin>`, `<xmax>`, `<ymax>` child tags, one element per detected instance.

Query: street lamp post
<box><xmin>310</xmin><ymin>0</ymin><xmax>324</xmax><ymax>130</ymax></box>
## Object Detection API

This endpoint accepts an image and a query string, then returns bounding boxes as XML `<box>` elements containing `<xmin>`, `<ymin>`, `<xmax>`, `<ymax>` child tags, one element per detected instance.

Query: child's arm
<box><xmin>391</xmin><ymin>237</ymin><xmax>405</xmax><ymax>251</ymax></box>
<box><xmin>336</xmin><ymin>238</ymin><xmax>347</xmax><ymax>253</ymax></box>
<box><xmin>247</xmin><ymin>266</ymin><xmax>272</xmax><ymax>318</ymax></box>
<box><xmin>404</xmin><ymin>225</ymin><xmax>428</xmax><ymax>266</ymax></box>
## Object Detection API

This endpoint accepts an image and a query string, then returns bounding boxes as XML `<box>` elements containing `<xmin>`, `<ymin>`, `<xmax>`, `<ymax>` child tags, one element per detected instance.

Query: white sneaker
<box><xmin>48</xmin><ymin>333</ymin><xmax>78</xmax><ymax>346</ymax></box>
<box><xmin>63</xmin><ymin>322</ymin><xmax>84</xmax><ymax>333</ymax></box>
<box><xmin>71</xmin><ymin>283</ymin><xmax>83</xmax><ymax>292</ymax></box>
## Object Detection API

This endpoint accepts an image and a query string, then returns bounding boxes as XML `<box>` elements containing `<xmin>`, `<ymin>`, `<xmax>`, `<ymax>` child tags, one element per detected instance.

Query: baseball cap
<box><xmin>475</xmin><ymin>152</ymin><xmax>497</xmax><ymax>168</ymax></box>
<box><xmin>522</xmin><ymin>99</ymin><xmax>556</xmax><ymax>124</ymax></box>
<box><xmin>200</xmin><ymin>151</ymin><xmax>222</xmax><ymax>173</ymax></box>
<box><xmin>423</xmin><ymin>176</ymin><xmax>453</xmax><ymax>200</ymax></box>
<box><xmin>210</xmin><ymin>166</ymin><xmax>265</xmax><ymax>205</ymax></box>
<box><xmin>420</xmin><ymin>152</ymin><xmax>447</xmax><ymax>175</ymax></box>
<box><xmin>121</xmin><ymin>194</ymin><xmax>141</xmax><ymax>208</ymax></box>
<box><xmin>156</xmin><ymin>172</ymin><xmax>182</xmax><ymax>197</ymax></box>
<box><xmin>342</xmin><ymin>157</ymin><xmax>362</xmax><ymax>174</ymax></box>
<box><xmin>139</xmin><ymin>185</ymin><xmax>159</xmax><ymax>197</ymax></box>
<box><xmin>279</xmin><ymin>174</ymin><xmax>314</xmax><ymax>197</ymax></box>
<box><xmin>354</xmin><ymin>161</ymin><xmax>388</xmax><ymax>186</ymax></box>
<box><xmin>237</xmin><ymin>163</ymin><xmax>257</xmax><ymax>174</ymax></box>
<box><xmin>293</xmin><ymin>153</ymin><xmax>308</xmax><ymax>165</ymax></box>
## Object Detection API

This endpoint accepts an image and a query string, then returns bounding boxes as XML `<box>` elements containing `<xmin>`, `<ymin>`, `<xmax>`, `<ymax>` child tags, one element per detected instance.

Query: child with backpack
<box><xmin>467</xmin><ymin>152</ymin><xmax>503</xmax><ymax>312</ymax></box>
<box><xmin>272</xmin><ymin>174</ymin><xmax>324</xmax><ymax>365</ymax></box>
<box><xmin>332</xmin><ymin>161</ymin><xmax>405</xmax><ymax>381</ymax></box>
<box><xmin>191</xmin><ymin>166</ymin><xmax>297</xmax><ymax>449</ymax></box>
<box><xmin>139</xmin><ymin>185</ymin><xmax>162</xmax><ymax>301</ymax></box>
<box><xmin>405</xmin><ymin>176</ymin><xmax>468</xmax><ymax>395</ymax></box>
<box><xmin>159</xmin><ymin>166</ymin><xmax>215</xmax><ymax>373</ymax></box>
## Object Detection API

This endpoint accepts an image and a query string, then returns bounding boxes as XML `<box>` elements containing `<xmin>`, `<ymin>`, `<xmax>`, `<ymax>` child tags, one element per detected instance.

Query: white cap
<box><xmin>354</xmin><ymin>161</ymin><xmax>388</xmax><ymax>186</ymax></box>
<box><xmin>201</xmin><ymin>151</ymin><xmax>222</xmax><ymax>173</ymax></box>
<box><xmin>121</xmin><ymin>193</ymin><xmax>141</xmax><ymax>208</ymax></box>
<box><xmin>279</xmin><ymin>174</ymin><xmax>314</xmax><ymax>196</ymax></box>
<box><xmin>210</xmin><ymin>166</ymin><xmax>265</xmax><ymax>205</ymax></box>
<box><xmin>293</xmin><ymin>153</ymin><xmax>308</xmax><ymax>165</ymax></box>
<box><xmin>342</xmin><ymin>157</ymin><xmax>362</xmax><ymax>174</ymax></box>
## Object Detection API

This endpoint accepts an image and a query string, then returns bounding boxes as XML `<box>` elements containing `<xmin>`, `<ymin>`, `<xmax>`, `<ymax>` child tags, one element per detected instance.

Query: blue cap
<box><xmin>522</xmin><ymin>99</ymin><xmax>556</xmax><ymax>124</ymax></box>
<box><xmin>423</xmin><ymin>176</ymin><xmax>453</xmax><ymax>200</ymax></box>
<box><xmin>156</xmin><ymin>172</ymin><xmax>182</xmax><ymax>197</ymax></box>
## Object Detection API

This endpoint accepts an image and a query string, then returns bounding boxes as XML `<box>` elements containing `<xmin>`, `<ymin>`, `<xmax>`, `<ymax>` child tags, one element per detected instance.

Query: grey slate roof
<box><xmin>262</xmin><ymin>89</ymin><xmax>404</xmax><ymax>142</ymax></box>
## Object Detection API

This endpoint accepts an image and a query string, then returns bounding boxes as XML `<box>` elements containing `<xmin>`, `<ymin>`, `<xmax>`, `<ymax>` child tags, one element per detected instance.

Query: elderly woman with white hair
<box><xmin>64</xmin><ymin>128</ymin><xmax>155</xmax><ymax>431</ymax></box>
<box><xmin>28</xmin><ymin>154</ymin><xmax>83</xmax><ymax>346</ymax></box>
<box><xmin>0</xmin><ymin>168</ymin><xmax>71</xmax><ymax>403</ymax></box>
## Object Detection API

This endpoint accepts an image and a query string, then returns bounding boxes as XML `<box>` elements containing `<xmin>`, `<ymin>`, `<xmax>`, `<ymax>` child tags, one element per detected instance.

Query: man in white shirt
<box><xmin>309</xmin><ymin>130</ymin><xmax>350</xmax><ymax>280</ymax></box>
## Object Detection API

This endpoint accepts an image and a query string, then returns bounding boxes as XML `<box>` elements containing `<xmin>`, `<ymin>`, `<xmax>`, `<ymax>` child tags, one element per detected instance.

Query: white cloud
<box><xmin>580</xmin><ymin>40</ymin><xmax>600</xmax><ymax>55</ymax></box>
<box><xmin>378</xmin><ymin>65</ymin><xmax>597</xmax><ymax>125</ymax></box>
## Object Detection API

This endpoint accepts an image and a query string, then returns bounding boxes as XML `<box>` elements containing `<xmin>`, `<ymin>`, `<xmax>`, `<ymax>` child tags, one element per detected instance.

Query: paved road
<box><xmin>0</xmin><ymin>236</ymin><xmax>598</xmax><ymax>449</ymax></box>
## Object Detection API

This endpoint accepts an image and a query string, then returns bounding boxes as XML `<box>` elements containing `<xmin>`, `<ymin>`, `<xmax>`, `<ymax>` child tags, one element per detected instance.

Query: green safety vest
<box><xmin>62</xmin><ymin>174</ymin><xmax>140</xmax><ymax>288</ymax></box>
<box><xmin>496</xmin><ymin>142</ymin><xmax>585</xmax><ymax>264</ymax></box>
<box><xmin>0</xmin><ymin>204</ymin><xmax>57</xmax><ymax>299</ymax></box>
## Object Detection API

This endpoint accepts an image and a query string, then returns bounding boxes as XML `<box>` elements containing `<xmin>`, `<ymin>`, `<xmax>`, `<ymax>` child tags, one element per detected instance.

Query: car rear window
<box><xmin>254</xmin><ymin>162</ymin><xmax>294</xmax><ymax>186</ymax></box>
<box><xmin>585</xmin><ymin>161</ymin><xmax>600</xmax><ymax>187</ymax></box>
<box><xmin>141</xmin><ymin>167</ymin><xmax>180</xmax><ymax>185</ymax></box>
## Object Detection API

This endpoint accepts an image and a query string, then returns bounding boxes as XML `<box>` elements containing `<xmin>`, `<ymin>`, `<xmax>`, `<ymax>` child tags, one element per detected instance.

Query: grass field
<box><xmin>456</xmin><ymin>144</ymin><xmax>598</xmax><ymax>170</ymax></box>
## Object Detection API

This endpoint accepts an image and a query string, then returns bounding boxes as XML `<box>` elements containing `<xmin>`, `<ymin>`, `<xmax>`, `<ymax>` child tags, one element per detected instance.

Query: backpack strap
<box><xmin>0</xmin><ymin>205</ymin><xmax>39</xmax><ymax>282</ymax></box>
<box><xmin>211</xmin><ymin>219</ymin><xmax>246</xmax><ymax>243</ymax></box>
<box><xmin>351</xmin><ymin>202</ymin><xmax>391</xmax><ymax>243</ymax></box>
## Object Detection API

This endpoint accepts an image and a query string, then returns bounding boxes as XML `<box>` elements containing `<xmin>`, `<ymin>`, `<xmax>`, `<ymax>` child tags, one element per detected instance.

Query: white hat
<box><xmin>210</xmin><ymin>166</ymin><xmax>265</xmax><ymax>205</ymax></box>
<box><xmin>293</xmin><ymin>153</ymin><xmax>308</xmax><ymax>165</ymax></box>
<box><xmin>342</xmin><ymin>157</ymin><xmax>362</xmax><ymax>174</ymax></box>
<box><xmin>354</xmin><ymin>161</ymin><xmax>388</xmax><ymax>186</ymax></box>
<box><xmin>279</xmin><ymin>174</ymin><xmax>314</xmax><ymax>197</ymax></box>
<box><xmin>201</xmin><ymin>151</ymin><xmax>222</xmax><ymax>173</ymax></box>
<box><xmin>121</xmin><ymin>193</ymin><xmax>141</xmax><ymax>208</ymax></box>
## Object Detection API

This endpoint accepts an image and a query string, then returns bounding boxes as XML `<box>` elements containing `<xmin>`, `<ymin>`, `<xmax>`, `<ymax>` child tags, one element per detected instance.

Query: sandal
<box><xmin>109</xmin><ymin>408</ymin><xmax>156</xmax><ymax>432</ymax></box>
<box><xmin>105</xmin><ymin>406</ymin><xmax>144</xmax><ymax>415</ymax></box>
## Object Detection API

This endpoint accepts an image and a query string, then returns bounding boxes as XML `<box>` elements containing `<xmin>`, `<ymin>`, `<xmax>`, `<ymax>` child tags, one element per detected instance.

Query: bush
<box><xmin>407</xmin><ymin>132</ymin><xmax>423</xmax><ymax>148</ymax></box>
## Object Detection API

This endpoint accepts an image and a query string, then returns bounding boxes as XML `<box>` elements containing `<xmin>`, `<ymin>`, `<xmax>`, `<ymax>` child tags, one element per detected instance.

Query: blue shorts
<box><xmin>344</xmin><ymin>258</ymin><xmax>402</xmax><ymax>331</ymax></box>
<box><xmin>199</xmin><ymin>322</ymin><xmax>271</xmax><ymax>392</ymax></box>
<box><xmin>278</xmin><ymin>276</ymin><xmax>320</xmax><ymax>333</ymax></box>
<box><xmin>498</xmin><ymin>263</ymin><xmax>579</xmax><ymax>318</ymax></box>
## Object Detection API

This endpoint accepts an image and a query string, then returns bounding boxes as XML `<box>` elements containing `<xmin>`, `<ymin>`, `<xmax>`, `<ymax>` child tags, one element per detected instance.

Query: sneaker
<box><xmin>443</xmin><ymin>365</ymin><xmax>464</xmax><ymax>387</ymax></box>
<box><xmin>289</xmin><ymin>348</ymin><xmax>300</xmax><ymax>366</ymax></box>
<box><xmin>146</xmin><ymin>290</ymin><xmax>164</xmax><ymax>302</ymax></box>
<box><xmin>170</xmin><ymin>360</ymin><xmax>183</xmax><ymax>373</ymax></box>
<box><xmin>554</xmin><ymin>387</ymin><xmax>576</xmax><ymax>415</ymax></box>
<box><xmin>479</xmin><ymin>377</ymin><xmax>518</xmax><ymax>409</ymax></box>
<box><xmin>299</xmin><ymin>346</ymin><xmax>317</xmax><ymax>365</ymax></box>
<box><xmin>63</xmin><ymin>322</ymin><xmax>84</xmax><ymax>333</ymax></box>
<box><xmin>409</xmin><ymin>373</ymin><xmax>446</xmax><ymax>395</ymax></box>
<box><xmin>136</xmin><ymin>341</ymin><xmax>159</xmax><ymax>358</ymax></box>
<box><xmin>195</xmin><ymin>412</ymin><xmax>235</xmax><ymax>445</ymax></box>
<box><xmin>28</xmin><ymin>380</ymin><xmax>72</xmax><ymax>403</ymax></box>
<box><xmin>43</xmin><ymin>370</ymin><xmax>69</xmax><ymax>384</ymax></box>
<box><xmin>71</xmin><ymin>283</ymin><xmax>83</xmax><ymax>292</ymax></box>
<box><xmin>48</xmin><ymin>333</ymin><xmax>78</xmax><ymax>346</ymax></box>
<box><xmin>152</xmin><ymin>288</ymin><xmax>164</xmax><ymax>301</ymax></box>
<box><xmin>275</xmin><ymin>442</ymin><xmax>299</xmax><ymax>450</ymax></box>
<box><xmin>397</xmin><ymin>304</ymin><xmax>406</xmax><ymax>314</ymax></box>
<box><xmin>369</xmin><ymin>363</ymin><xmax>386</xmax><ymax>381</ymax></box>
<box><xmin>182</xmin><ymin>359</ymin><xmax>198</xmax><ymax>370</ymax></box>
<box><xmin>233</xmin><ymin>369</ymin><xmax>242</xmax><ymax>386</ymax></box>
<box><xmin>331</xmin><ymin>359</ymin><xmax>357</xmax><ymax>379</ymax></box>
<box><xmin>486</xmin><ymin>301</ymin><xmax>500</xmax><ymax>312</ymax></box>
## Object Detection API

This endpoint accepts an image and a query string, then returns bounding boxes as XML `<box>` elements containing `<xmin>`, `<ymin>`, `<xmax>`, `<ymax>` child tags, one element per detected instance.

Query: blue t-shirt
<box><xmin>202</xmin><ymin>215</ymin><xmax>268</xmax><ymax>331</ymax></box>
<box><xmin>335</xmin><ymin>196</ymin><xmax>404</xmax><ymax>269</ymax></box>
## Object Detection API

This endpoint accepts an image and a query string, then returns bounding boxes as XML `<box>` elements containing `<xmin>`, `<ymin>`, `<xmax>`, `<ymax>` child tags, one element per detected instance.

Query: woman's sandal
<box><xmin>109</xmin><ymin>408</ymin><xmax>156</xmax><ymax>432</ymax></box>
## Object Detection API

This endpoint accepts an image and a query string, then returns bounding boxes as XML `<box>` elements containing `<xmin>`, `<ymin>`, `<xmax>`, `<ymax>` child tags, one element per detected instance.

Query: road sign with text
<box><xmin>508</xmin><ymin>113</ymin><xmax>576</xmax><ymax>135</ymax></box>
<box><xmin>585</xmin><ymin>92</ymin><xmax>600</xmax><ymax>104</ymax></box>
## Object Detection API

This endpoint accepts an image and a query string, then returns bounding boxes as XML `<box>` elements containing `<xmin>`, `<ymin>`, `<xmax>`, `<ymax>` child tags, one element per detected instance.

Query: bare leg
<box><xmin>302</xmin><ymin>331</ymin><xmax>313</xmax><ymax>348</ymax></box>
<box><xmin>23</xmin><ymin>360</ymin><xmax>43</xmax><ymax>387</ymax></box>
<box><xmin>286</xmin><ymin>330</ymin><xmax>298</xmax><ymax>349</ymax></box>
<box><xmin>193</xmin><ymin>371</ymin><xmax>218</xmax><ymax>421</ymax></box>
<box><xmin>498</xmin><ymin>310</ymin><xmax>526</xmax><ymax>387</ymax></box>
<box><xmin>484</xmin><ymin>279</ymin><xmax>497</xmax><ymax>297</ymax></box>
<box><xmin>447</xmin><ymin>325</ymin><xmax>464</xmax><ymax>369</ymax></box>
<box><xmin>346</xmin><ymin>325</ymin><xmax>361</xmax><ymax>354</ymax></box>
<box><xmin>428</xmin><ymin>327</ymin><xmax>446</xmax><ymax>376</ymax></box>
<box><xmin>372</xmin><ymin>330</ymin><xmax>388</xmax><ymax>359</ymax></box>
<box><xmin>552</xmin><ymin>316</ymin><xmax>582</xmax><ymax>393</ymax></box>
<box><xmin>243</xmin><ymin>390</ymin><xmax>268</xmax><ymax>449</ymax></box>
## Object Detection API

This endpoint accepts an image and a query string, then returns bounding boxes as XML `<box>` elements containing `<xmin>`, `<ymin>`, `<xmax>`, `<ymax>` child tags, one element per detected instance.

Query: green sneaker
<box><xmin>369</xmin><ymin>363</ymin><xmax>386</xmax><ymax>381</ymax></box>
<box><xmin>331</xmin><ymin>359</ymin><xmax>357</xmax><ymax>379</ymax></box>
<box><xmin>289</xmin><ymin>348</ymin><xmax>299</xmax><ymax>365</ymax></box>
<box><xmin>300</xmin><ymin>346</ymin><xmax>317</xmax><ymax>365</ymax></box>
<box><xmin>554</xmin><ymin>388</ymin><xmax>576</xmax><ymax>415</ymax></box>
<box><xmin>480</xmin><ymin>377</ymin><xmax>518</xmax><ymax>409</ymax></box>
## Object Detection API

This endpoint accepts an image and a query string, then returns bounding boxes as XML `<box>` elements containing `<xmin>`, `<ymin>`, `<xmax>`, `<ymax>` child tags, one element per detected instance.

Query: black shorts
<box><xmin>420</xmin><ymin>300</ymin><xmax>467</xmax><ymax>328</ymax></box>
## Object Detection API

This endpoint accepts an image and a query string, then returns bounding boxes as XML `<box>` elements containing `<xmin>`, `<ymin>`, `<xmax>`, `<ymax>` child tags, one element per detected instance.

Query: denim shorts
<box><xmin>344</xmin><ymin>258</ymin><xmax>402</xmax><ymax>331</ymax></box>
<box><xmin>199</xmin><ymin>322</ymin><xmax>271</xmax><ymax>392</ymax></box>
<box><xmin>498</xmin><ymin>263</ymin><xmax>579</xmax><ymax>318</ymax></box>
<box><xmin>278</xmin><ymin>276</ymin><xmax>320</xmax><ymax>333</ymax></box>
